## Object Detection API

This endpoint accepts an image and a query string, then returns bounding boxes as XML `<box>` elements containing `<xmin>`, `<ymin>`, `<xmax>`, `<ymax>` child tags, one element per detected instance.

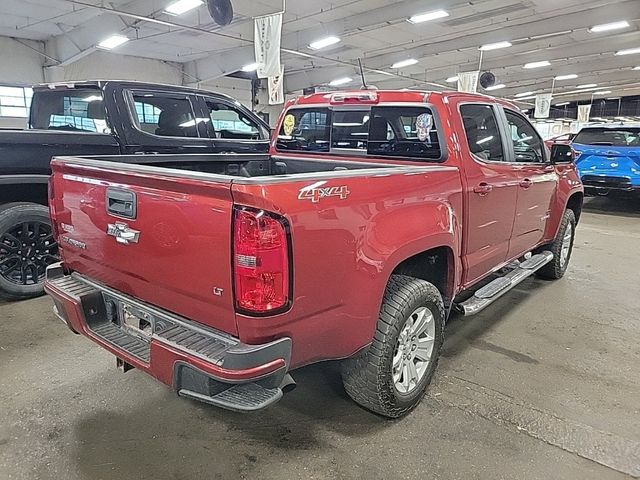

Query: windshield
<box><xmin>573</xmin><ymin>127</ymin><xmax>640</xmax><ymax>147</ymax></box>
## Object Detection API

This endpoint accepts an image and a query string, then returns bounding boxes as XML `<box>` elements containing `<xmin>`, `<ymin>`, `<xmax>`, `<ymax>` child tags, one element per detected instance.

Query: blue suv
<box><xmin>573</xmin><ymin>125</ymin><xmax>640</xmax><ymax>195</ymax></box>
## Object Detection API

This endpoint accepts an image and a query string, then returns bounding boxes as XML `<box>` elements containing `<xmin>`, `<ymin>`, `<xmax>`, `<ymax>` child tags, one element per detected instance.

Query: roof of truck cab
<box><xmin>30</xmin><ymin>80</ymin><xmax>236</xmax><ymax>100</ymax></box>
<box><xmin>286</xmin><ymin>89</ymin><xmax>521</xmax><ymax>111</ymax></box>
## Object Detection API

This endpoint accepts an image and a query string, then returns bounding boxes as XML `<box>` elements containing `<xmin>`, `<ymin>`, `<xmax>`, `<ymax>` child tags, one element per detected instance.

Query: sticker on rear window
<box><xmin>416</xmin><ymin>113</ymin><xmax>433</xmax><ymax>142</ymax></box>
<box><xmin>283</xmin><ymin>114</ymin><xmax>296</xmax><ymax>136</ymax></box>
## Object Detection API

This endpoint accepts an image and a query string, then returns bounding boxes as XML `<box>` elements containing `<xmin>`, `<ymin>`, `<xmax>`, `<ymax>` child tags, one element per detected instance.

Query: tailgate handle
<box><xmin>106</xmin><ymin>188</ymin><xmax>136</xmax><ymax>219</ymax></box>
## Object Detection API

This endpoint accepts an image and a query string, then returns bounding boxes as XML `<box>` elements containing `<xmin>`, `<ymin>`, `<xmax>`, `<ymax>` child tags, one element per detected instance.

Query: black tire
<box><xmin>0</xmin><ymin>202</ymin><xmax>58</xmax><ymax>301</ymax></box>
<box><xmin>536</xmin><ymin>209</ymin><xmax>576</xmax><ymax>280</ymax></box>
<box><xmin>341</xmin><ymin>275</ymin><xmax>445</xmax><ymax>418</ymax></box>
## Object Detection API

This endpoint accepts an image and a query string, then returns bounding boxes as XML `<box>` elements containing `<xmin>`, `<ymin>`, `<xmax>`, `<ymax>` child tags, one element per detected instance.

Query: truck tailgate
<box><xmin>49</xmin><ymin>158</ymin><xmax>238</xmax><ymax>336</ymax></box>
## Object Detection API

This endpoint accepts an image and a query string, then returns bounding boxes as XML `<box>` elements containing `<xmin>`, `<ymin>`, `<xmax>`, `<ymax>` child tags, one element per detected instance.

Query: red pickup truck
<box><xmin>44</xmin><ymin>90</ymin><xmax>583</xmax><ymax>418</ymax></box>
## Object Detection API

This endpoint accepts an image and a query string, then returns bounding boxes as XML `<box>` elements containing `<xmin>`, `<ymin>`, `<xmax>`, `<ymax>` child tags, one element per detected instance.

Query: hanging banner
<box><xmin>457</xmin><ymin>71</ymin><xmax>479</xmax><ymax>93</ymax></box>
<box><xmin>577</xmin><ymin>104</ymin><xmax>592</xmax><ymax>123</ymax></box>
<box><xmin>534</xmin><ymin>93</ymin><xmax>553</xmax><ymax>118</ymax></box>
<box><xmin>254</xmin><ymin>13</ymin><xmax>282</xmax><ymax>79</ymax></box>
<box><xmin>268</xmin><ymin>66</ymin><xmax>285</xmax><ymax>105</ymax></box>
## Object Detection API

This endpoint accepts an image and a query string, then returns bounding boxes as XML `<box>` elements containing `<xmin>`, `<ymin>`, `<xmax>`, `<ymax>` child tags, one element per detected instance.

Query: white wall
<box><xmin>0</xmin><ymin>37</ymin><xmax>45</xmax><ymax>84</ymax></box>
<box><xmin>44</xmin><ymin>50</ymin><xmax>184</xmax><ymax>85</ymax></box>
<box><xmin>0</xmin><ymin>117</ymin><xmax>27</xmax><ymax>129</ymax></box>
<box><xmin>199</xmin><ymin>77</ymin><xmax>253</xmax><ymax>107</ymax></box>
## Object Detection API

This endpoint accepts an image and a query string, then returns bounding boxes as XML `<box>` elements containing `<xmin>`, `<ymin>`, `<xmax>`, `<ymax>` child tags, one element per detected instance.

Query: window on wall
<box><xmin>0</xmin><ymin>86</ymin><xmax>33</xmax><ymax>118</ymax></box>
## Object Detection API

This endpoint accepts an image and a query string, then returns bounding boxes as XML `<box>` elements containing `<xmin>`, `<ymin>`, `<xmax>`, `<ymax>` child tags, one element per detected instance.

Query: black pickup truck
<box><xmin>0</xmin><ymin>80</ymin><xmax>270</xmax><ymax>300</ymax></box>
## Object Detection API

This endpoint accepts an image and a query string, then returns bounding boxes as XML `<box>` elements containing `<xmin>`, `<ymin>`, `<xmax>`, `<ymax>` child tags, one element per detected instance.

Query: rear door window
<box><xmin>131</xmin><ymin>92</ymin><xmax>199</xmax><ymax>138</ymax></box>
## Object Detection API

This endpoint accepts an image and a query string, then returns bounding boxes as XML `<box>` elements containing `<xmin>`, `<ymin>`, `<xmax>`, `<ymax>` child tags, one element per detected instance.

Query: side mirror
<box><xmin>550</xmin><ymin>144</ymin><xmax>574</xmax><ymax>164</ymax></box>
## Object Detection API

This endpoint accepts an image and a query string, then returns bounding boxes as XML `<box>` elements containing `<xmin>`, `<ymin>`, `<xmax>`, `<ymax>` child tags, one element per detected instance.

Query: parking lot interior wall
<box><xmin>45</xmin><ymin>50</ymin><xmax>183</xmax><ymax>86</ymax></box>
<box><xmin>0</xmin><ymin>37</ymin><xmax>45</xmax><ymax>85</ymax></box>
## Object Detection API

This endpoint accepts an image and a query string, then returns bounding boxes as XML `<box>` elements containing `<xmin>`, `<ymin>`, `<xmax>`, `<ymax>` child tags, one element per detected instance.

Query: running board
<box><xmin>457</xmin><ymin>251</ymin><xmax>554</xmax><ymax>316</ymax></box>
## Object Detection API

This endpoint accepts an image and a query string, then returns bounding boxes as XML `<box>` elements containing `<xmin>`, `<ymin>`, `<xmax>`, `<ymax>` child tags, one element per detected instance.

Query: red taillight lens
<box><xmin>47</xmin><ymin>177</ymin><xmax>60</xmax><ymax>240</ymax></box>
<box><xmin>233</xmin><ymin>207</ymin><xmax>290</xmax><ymax>314</ymax></box>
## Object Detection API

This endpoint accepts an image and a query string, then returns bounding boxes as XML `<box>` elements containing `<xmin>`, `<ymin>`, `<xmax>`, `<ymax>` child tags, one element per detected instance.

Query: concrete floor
<box><xmin>1</xmin><ymin>196</ymin><xmax>639</xmax><ymax>480</ymax></box>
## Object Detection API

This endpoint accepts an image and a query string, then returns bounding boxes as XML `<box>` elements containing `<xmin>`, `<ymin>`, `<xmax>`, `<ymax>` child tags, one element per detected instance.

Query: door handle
<box><xmin>543</xmin><ymin>164</ymin><xmax>555</xmax><ymax>172</ymax></box>
<box><xmin>520</xmin><ymin>178</ymin><xmax>533</xmax><ymax>189</ymax></box>
<box><xmin>473</xmin><ymin>183</ymin><xmax>493</xmax><ymax>196</ymax></box>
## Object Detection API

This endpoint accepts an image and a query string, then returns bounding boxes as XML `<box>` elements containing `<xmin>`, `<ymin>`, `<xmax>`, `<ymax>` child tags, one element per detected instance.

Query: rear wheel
<box><xmin>341</xmin><ymin>275</ymin><xmax>445</xmax><ymax>418</ymax></box>
<box><xmin>0</xmin><ymin>203</ymin><xmax>58</xmax><ymax>300</ymax></box>
<box><xmin>536</xmin><ymin>209</ymin><xmax>576</xmax><ymax>280</ymax></box>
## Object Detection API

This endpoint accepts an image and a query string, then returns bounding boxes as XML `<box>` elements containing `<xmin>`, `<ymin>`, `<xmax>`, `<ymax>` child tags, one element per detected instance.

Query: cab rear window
<box><xmin>276</xmin><ymin>106</ymin><xmax>441</xmax><ymax>160</ymax></box>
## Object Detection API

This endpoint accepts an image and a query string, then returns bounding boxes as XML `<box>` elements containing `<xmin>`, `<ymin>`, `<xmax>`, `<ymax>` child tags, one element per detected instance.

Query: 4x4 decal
<box><xmin>298</xmin><ymin>185</ymin><xmax>351</xmax><ymax>203</ymax></box>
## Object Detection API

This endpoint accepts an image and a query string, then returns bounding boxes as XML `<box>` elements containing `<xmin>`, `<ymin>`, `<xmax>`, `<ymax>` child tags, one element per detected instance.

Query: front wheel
<box><xmin>341</xmin><ymin>275</ymin><xmax>445</xmax><ymax>418</ymax></box>
<box><xmin>536</xmin><ymin>209</ymin><xmax>576</xmax><ymax>280</ymax></box>
<box><xmin>0</xmin><ymin>203</ymin><xmax>59</xmax><ymax>300</ymax></box>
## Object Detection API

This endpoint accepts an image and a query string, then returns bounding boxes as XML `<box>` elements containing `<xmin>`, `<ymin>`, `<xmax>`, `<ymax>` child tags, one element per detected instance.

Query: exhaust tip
<box><xmin>279</xmin><ymin>374</ymin><xmax>297</xmax><ymax>393</ymax></box>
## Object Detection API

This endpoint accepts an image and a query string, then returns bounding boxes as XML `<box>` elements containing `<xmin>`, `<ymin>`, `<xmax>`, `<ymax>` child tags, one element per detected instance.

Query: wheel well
<box><xmin>391</xmin><ymin>246</ymin><xmax>453</xmax><ymax>303</ymax></box>
<box><xmin>0</xmin><ymin>184</ymin><xmax>48</xmax><ymax>207</ymax></box>
<box><xmin>566</xmin><ymin>192</ymin><xmax>583</xmax><ymax>223</ymax></box>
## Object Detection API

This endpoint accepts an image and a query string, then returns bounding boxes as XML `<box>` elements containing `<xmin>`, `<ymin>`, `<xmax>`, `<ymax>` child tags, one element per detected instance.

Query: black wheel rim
<box><xmin>0</xmin><ymin>221</ymin><xmax>58</xmax><ymax>286</ymax></box>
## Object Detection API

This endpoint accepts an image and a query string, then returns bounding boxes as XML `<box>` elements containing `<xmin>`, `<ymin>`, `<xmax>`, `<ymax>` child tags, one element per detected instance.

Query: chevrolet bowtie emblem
<box><xmin>107</xmin><ymin>223</ymin><xmax>140</xmax><ymax>245</ymax></box>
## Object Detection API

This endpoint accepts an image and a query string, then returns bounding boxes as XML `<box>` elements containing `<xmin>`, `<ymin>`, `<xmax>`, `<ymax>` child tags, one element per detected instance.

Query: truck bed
<box><xmin>70</xmin><ymin>153</ymin><xmax>398</xmax><ymax>178</ymax></box>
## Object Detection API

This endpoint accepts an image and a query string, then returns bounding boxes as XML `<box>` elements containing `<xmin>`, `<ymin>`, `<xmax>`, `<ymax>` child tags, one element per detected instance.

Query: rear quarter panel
<box><xmin>231</xmin><ymin>167</ymin><xmax>463</xmax><ymax>368</ymax></box>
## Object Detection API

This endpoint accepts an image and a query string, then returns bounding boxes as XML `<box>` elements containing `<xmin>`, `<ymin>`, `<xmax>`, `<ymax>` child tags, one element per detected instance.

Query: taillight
<box><xmin>48</xmin><ymin>177</ymin><xmax>60</xmax><ymax>240</ymax></box>
<box><xmin>233</xmin><ymin>207</ymin><xmax>290</xmax><ymax>314</ymax></box>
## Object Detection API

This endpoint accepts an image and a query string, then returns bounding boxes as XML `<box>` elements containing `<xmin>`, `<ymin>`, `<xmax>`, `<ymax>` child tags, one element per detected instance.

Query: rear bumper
<box><xmin>44</xmin><ymin>263</ymin><xmax>292</xmax><ymax>411</ymax></box>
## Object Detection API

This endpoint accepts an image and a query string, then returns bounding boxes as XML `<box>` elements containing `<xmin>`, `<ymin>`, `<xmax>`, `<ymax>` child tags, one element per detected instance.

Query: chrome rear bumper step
<box><xmin>457</xmin><ymin>251</ymin><xmax>554</xmax><ymax>316</ymax></box>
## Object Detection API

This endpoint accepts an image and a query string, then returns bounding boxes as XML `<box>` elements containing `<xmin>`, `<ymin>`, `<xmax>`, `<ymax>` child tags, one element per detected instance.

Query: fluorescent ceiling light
<box><xmin>446</xmin><ymin>76</ymin><xmax>459</xmax><ymax>83</ymax></box>
<box><xmin>97</xmin><ymin>35</ymin><xmax>129</xmax><ymax>50</ymax></box>
<box><xmin>594</xmin><ymin>90</ymin><xmax>612</xmax><ymax>95</ymax></box>
<box><xmin>164</xmin><ymin>0</ymin><xmax>203</xmax><ymax>15</ymax></box>
<box><xmin>241</xmin><ymin>62</ymin><xmax>259</xmax><ymax>72</ymax></box>
<box><xmin>555</xmin><ymin>102</ymin><xmax>570</xmax><ymax>106</ymax></box>
<box><xmin>615</xmin><ymin>47</ymin><xmax>640</xmax><ymax>56</ymax></box>
<box><xmin>83</xmin><ymin>95</ymin><xmax>102</xmax><ymax>103</ymax></box>
<box><xmin>391</xmin><ymin>58</ymin><xmax>419</xmax><ymax>69</ymax></box>
<box><xmin>523</xmin><ymin>60</ymin><xmax>551</xmax><ymax>69</ymax></box>
<box><xmin>309</xmin><ymin>36</ymin><xmax>341</xmax><ymax>50</ymax></box>
<box><xmin>329</xmin><ymin>77</ymin><xmax>353</xmax><ymax>86</ymax></box>
<box><xmin>589</xmin><ymin>20</ymin><xmax>630</xmax><ymax>33</ymax></box>
<box><xmin>485</xmin><ymin>83</ymin><xmax>506</xmax><ymax>91</ymax></box>
<box><xmin>515</xmin><ymin>91</ymin><xmax>535</xmax><ymax>97</ymax></box>
<box><xmin>554</xmin><ymin>74</ymin><xmax>578</xmax><ymax>80</ymax></box>
<box><xmin>577</xmin><ymin>83</ymin><xmax>597</xmax><ymax>88</ymax></box>
<box><xmin>408</xmin><ymin>9</ymin><xmax>449</xmax><ymax>24</ymax></box>
<box><xmin>479</xmin><ymin>41</ymin><xmax>512</xmax><ymax>51</ymax></box>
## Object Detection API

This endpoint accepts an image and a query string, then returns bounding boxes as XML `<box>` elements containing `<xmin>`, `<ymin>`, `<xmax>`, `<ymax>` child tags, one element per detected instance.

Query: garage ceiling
<box><xmin>1</xmin><ymin>0</ymin><xmax>639</xmax><ymax>106</ymax></box>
